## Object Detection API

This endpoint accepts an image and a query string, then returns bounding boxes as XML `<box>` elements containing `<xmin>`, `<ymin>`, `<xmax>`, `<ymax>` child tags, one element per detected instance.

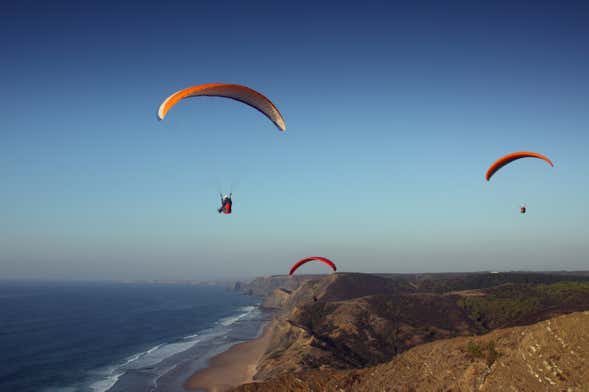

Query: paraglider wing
<box><xmin>289</xmin><ymin>256</ymin><xmax>337</xmax><ymax>276</ymax></box>
<box><xmin>485</xmin><ymin>151</ymin><xmax>553</xmax><ymax>181</ymax></box>
<box><xmin>157</xmin><ymin>83</ymin><xmax>286</xmax><ymax>131</ymax></box>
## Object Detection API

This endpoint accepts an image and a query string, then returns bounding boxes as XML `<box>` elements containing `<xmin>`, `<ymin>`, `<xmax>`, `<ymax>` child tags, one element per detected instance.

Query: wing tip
<box><xmin>157</xmin><ymin>105</ymin><xmax>166</xmax><ymax>121</ymax></box>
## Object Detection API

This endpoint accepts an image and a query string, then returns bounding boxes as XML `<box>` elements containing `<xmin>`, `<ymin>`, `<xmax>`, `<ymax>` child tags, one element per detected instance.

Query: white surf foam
<box><xmin>88</xmin><ymin>304</ymin><xmax>259</xmax><ymax>391</ymax></box>
<box><xmin>218</xmin><ymin>305</ymin><xmax>256</xmax><ymax>326</ymax></box>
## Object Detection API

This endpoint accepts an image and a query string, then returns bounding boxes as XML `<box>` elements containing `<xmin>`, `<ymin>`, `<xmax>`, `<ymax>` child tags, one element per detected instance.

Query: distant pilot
<box><xmin>520</xmin><ymin>205</ymin><xmax>526</xmax><ymax>214</ymax></box>
<box><xmin>218</xmin><ymin>193</ymin><xmax>232</xmax><ymax>214</ymax></box>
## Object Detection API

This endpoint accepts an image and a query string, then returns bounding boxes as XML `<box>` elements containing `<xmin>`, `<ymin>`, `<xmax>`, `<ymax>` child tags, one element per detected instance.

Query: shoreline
<box><xmin>106</xmin><ymin>299</ymin><xmax>269</xmax><ymax>392</ymax></box>
<box><xmin>183</xmin><ymin>319</ymin><xmax>274</xmax><ymax>392</ymax></box>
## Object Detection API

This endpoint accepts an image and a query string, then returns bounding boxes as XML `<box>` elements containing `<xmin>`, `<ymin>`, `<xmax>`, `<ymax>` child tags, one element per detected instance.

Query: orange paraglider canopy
<box><xmin>289</xmin><ymin>257</ymin><xmax>337</xmax><ymax>276</ymax></box>
<box><xmin>485</xmin><ymin>151</ymin><xmax>553</xmax><ymax>181</ymax></box>
<box><xmin>157</xmin><ymin>83</ymin><xmax>286</xmax><ymax>131</ymax></box>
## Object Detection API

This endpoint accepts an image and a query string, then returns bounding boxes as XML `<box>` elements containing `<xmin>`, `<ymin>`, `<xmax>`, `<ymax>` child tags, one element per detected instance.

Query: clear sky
<box><xmin>1</xmin><ymin>0</ymin><xmax>588</xmax><ymax>280</ymax></box>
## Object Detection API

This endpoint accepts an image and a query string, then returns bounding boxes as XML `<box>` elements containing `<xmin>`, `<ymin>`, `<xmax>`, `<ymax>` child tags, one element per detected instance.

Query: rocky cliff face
<box><xmin>236</xmin><ymin>311</ymin><xmax>589</xmax><ymax>391</ymax></box>
<box><xmin>254</xmin><ymin>277</ymin><xmax>475</xmax><ymax>380</ymax></box>
<box><xmin>261</xmin><ymin>288</ymin><xmax>292</xmax><ymax>309</ymax></box>
<box><xmin>232</xmin><ymin>275</ymin><xmax>326</xmax><ymax>298</ymax></box>
<box><xmin>232</xmin><ymin>272</ymin><xmax>589</xmax><ymax>391</ymax></box>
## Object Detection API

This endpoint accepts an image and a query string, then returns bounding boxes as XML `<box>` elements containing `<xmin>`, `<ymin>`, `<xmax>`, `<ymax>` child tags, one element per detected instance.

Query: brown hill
<box><xmin>250</xmin><ymin>274</ymin><xmax>589</xmax><ymax>382</ymax></box>
<box><xmin>252</xmin><ymin>274</ymin><xmax>444</xmax><ymax>380</ymax></box>
<box><xmin>237</xmin><ymin>271</ymin><xmax>589</xmax><ymax>302</ymax></box>
<box><xmin>285</xmin><ymin>273</ymin><xmax>413</xmax><ymax>308</ymax></box>
<box><xmin>235</xmin><ymin>311</ymin><xmax>589</xmax><ymax>391</ymax></box>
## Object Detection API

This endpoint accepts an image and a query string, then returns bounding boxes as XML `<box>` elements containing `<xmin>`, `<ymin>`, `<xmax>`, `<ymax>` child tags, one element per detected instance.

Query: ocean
<box><xmin>0</xmin><ymin>281</ymin><xmax>267</xmax><ymax>392</ymax></box>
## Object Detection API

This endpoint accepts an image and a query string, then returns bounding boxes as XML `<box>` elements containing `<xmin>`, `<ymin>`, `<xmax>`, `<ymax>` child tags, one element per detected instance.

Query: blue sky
<box><xmin>1</xmin><ymin>1</ymin><xmax>589</xmax><ymax>279</ymax></box>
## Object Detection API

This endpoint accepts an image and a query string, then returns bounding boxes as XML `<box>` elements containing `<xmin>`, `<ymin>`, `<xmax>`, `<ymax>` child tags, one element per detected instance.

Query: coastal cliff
<box><xmin>232</xmin><ymin>272</ymin><xmax>589</xmax><ymax>391</ymax></box>
<box><xmin>233</xmin><ymin>275</ymin><xmax>325</xmax><ymax>299</ymax></box>
<box><xmin>236</xmin><ymin>311</ymin><xmax>589</xmax><ymax>391</ymax></box>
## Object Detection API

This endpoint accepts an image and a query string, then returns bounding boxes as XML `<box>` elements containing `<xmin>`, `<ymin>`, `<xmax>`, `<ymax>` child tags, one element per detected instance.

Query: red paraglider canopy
<box><xmin>289</xmin><ymin>256</ymin><xmax>337</xmax><ymax>276</ymax></box>
<box><xmin>485</xmin><ymin>151</ymin><xmax>553</xmax><ymax>181</ymax></box>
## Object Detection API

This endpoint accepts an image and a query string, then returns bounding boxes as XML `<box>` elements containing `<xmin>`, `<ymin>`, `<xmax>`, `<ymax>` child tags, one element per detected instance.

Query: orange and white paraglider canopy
<box><xmin>157</xmin><ymin>83</ymin><xmax>286</xmax><ymax>131</ymax></box>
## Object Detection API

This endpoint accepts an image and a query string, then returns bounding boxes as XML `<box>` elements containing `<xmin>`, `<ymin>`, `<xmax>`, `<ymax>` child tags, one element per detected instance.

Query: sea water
<box><xmin>0</xmin><ymin>281</ymin><xmax>267</xmax><ymax>392</ymax></box>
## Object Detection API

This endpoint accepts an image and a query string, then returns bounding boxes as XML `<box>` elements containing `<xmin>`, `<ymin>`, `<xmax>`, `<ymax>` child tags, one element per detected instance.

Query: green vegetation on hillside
<box><xmin>458</xmin><ymin>281</ymin><xmax>589</xmax><ymax>331</ymax></box>
<box><xmin>415</xmin><ymin>273</ymin><xmax>589</xmax><ymax>294</ymax></box>
<box><xmin>466</xmin><ymin>340</ymin><xmax>500</xmax><ymax>367</ymax></box>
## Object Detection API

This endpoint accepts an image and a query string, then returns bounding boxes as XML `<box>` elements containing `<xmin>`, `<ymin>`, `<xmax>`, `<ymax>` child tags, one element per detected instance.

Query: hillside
<box><xmin>231</xmin><ymin>272</ymin><xmax>589</xmax><ymax>390</ymax></box>
<box><xmin>235</xmin><ymin>311</ymin><xmax>589</xmax><ymax>391</ymax></box>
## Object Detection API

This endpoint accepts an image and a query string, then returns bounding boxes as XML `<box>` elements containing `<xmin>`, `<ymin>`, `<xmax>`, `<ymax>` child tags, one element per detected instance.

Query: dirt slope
<box><xmin>235</xmin><ymin>311</ymin><xmax>589</xmax><ymax>391</ymax></box>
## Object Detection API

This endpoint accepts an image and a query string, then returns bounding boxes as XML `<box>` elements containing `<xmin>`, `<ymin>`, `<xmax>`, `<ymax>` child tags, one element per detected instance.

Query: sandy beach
<box><xmin>184</xmin><ymin>321</ymin><xmax>274</xmax><ymax>392</ymax></box>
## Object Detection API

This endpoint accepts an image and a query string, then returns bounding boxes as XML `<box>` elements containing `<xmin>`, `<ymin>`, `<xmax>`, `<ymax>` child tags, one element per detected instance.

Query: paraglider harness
<box><xmin>218</xmin><ymin>193</ymin><xmax>232</xmax><ymax>214</ymax></box>
<box><xmin>520</xmin><ymin>205</ymin><xmax>526</xmax><ymax>214</ymax></box>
